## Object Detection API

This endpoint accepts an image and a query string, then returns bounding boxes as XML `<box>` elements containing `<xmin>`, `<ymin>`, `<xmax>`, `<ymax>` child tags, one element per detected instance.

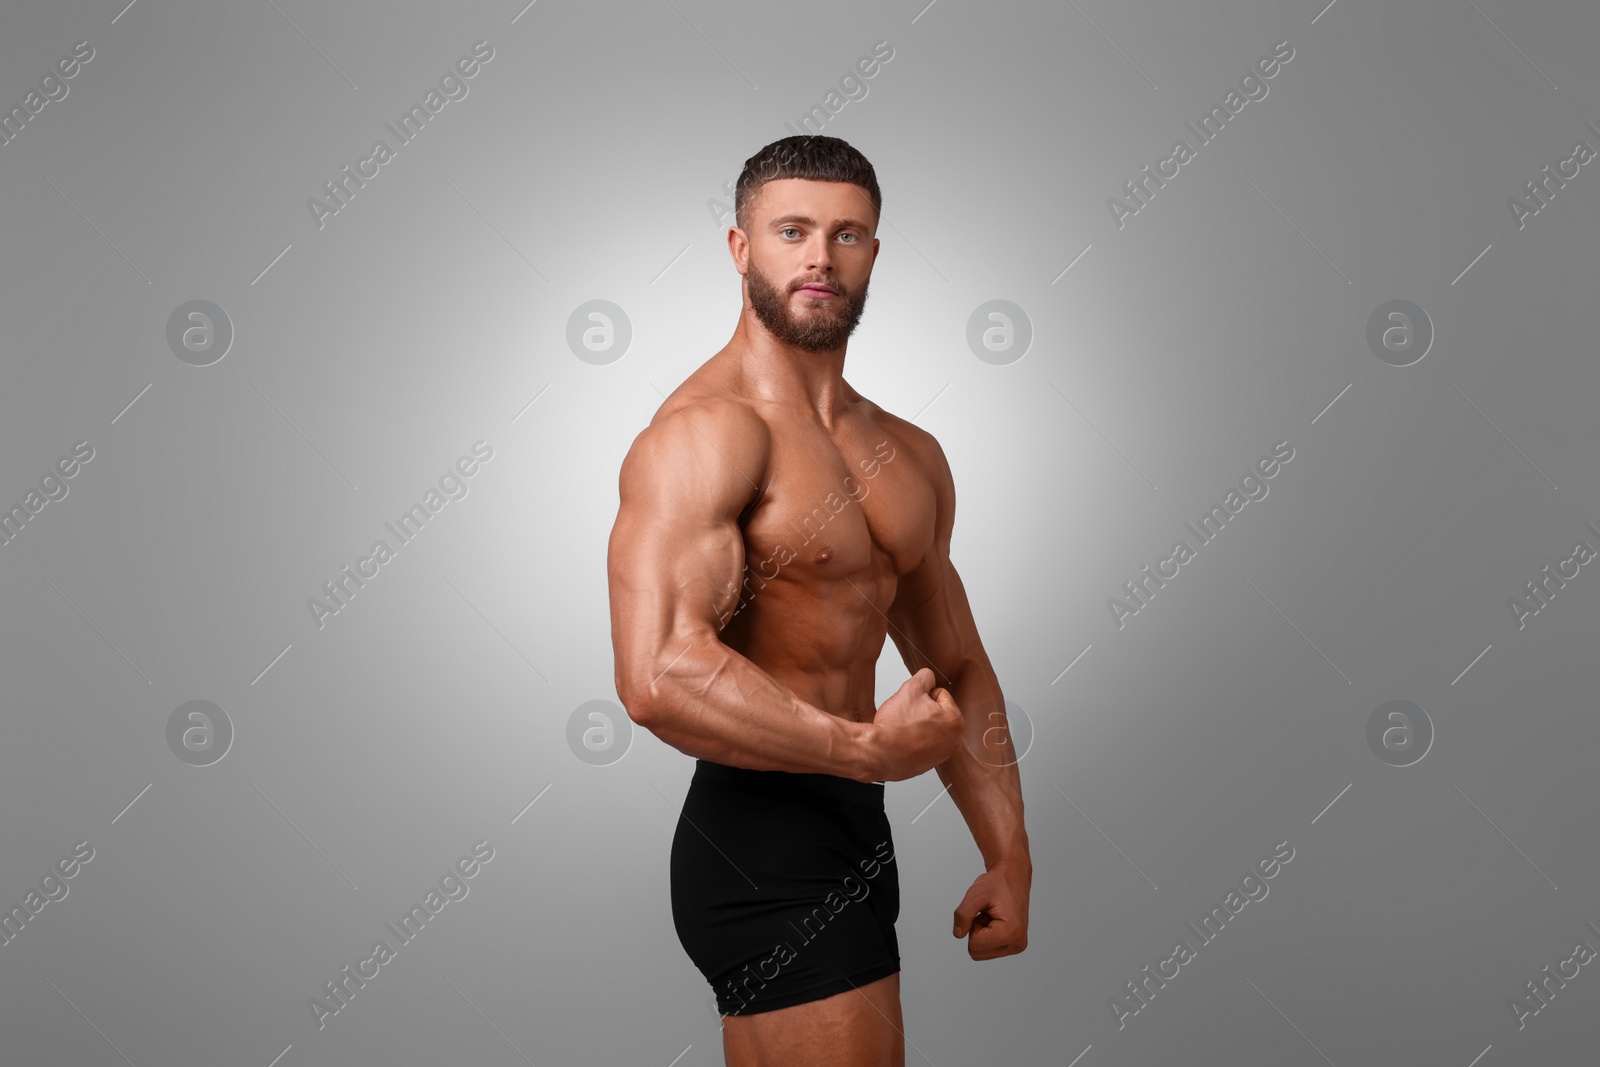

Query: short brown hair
<box><xmin>735</xmin><ymin>135</ymin><xmax>882</xmax><ymax>232</ymax></box>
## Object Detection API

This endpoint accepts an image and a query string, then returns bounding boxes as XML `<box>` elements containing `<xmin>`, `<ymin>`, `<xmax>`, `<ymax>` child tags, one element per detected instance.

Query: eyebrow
<box><xmin>767</xmin><ymin>213</ymin><xmax>874</xmax><ymax>233</ymax></box>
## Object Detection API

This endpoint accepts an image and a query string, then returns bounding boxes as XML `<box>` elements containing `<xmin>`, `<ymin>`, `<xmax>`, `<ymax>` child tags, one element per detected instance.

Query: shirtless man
<box><xmin>606</xmin><ymin>135</ymin><xmax>1031</xmax><ymax>1067</ymax></box>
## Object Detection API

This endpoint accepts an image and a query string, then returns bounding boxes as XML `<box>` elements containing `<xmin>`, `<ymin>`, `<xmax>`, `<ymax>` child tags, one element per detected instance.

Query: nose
<box><xmin>802</xmin><ymin>232</ymin><xmax>833</xmax><ymax>274</ymax></box>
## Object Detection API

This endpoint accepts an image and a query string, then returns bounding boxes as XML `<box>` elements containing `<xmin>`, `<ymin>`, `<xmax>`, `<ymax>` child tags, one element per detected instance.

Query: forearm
<box><xmin>629</xmin><ymin>634</ymin><xmax>876</xmax><ymax>780</ymax></box>
<box><xmin>936</xmin><ymin>663</ymin><xmax>1032</xmax><ymax>876</ymax></box>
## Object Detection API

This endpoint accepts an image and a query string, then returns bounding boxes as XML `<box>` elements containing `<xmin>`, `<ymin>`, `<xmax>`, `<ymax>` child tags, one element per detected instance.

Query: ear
<box><xmin>728</xmin><ymin>225</ymin><xmax>750</xmax><ymax>275</ymax></box>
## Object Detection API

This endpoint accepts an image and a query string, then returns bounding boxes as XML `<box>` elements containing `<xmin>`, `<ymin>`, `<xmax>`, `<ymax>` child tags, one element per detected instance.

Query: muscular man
<box><xmin>607</xmin><ymin>135</ymin><xmax>1031</xmax><ymax>1067</ymax></box>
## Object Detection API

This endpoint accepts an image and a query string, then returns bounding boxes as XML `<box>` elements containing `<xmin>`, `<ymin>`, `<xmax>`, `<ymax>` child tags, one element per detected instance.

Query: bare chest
<box><xmin>740</xmin><ymin>427</ymin><xmax>935</xmax><ymax>583</ymax></box>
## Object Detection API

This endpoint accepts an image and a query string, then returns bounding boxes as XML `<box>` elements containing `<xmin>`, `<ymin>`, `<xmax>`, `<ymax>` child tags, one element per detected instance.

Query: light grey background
<box><xmin>2</xmin><ymin>0</ymin><xmax>1597</xmax><ymax>1064</ymax></box>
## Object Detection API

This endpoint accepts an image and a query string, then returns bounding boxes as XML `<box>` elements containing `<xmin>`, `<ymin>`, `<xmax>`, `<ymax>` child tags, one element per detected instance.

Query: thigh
<box><xmin>721</xmin><ymin>971</ymin><xmax>904</xmax><ymax>1067</ymax></box>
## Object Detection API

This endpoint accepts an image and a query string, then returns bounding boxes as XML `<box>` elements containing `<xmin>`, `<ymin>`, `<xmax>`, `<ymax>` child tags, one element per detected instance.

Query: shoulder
<box><xmin>621</xmin><ymin>387</ymin><xmax>772</xmax><ymax>507</ymax></box>
<box><xmin>645</xmin><ymin>390</ymin><xmax>769</xmax><ymax>444</ymax></box>
<box><xmin>854</xmin><ymin>393</ymin><xmax>952</xmax><ymax>488</ymax></box>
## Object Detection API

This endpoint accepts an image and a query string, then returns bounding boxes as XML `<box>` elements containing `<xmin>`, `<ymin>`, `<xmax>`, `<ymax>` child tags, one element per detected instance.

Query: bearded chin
<box><xmin>746</xmin><ymin>261</ymin><xmax>868</xmax><ymax>353</ymax></box>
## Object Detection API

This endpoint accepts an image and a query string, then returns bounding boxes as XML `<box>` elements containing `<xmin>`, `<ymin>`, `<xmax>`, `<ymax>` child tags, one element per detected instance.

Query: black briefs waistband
<box><xmin>691</xmin><ymin>759</ymin><xmax>885</xmax><ymax>810</ymax></box>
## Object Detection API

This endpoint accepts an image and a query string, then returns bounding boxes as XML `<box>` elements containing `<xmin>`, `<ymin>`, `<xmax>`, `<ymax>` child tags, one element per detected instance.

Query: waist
<box><xmin>692</xmin><ymin>759</ymin><xmax>885</xmax><ymax>810</ymax></box>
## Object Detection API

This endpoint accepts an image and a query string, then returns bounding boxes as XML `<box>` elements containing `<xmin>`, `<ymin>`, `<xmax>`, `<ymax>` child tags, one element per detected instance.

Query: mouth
<box><xmin>795</xmin><ymin>282</ymin><xmax>839</xmax><ymax>298</ymax></box>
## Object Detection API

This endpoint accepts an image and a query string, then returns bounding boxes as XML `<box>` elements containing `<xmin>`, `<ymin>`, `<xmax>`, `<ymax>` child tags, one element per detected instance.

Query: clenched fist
<box><xmin>863</xmin><ymin>668</ymin><xmax>964</xmax><ymax>781</ymax></box>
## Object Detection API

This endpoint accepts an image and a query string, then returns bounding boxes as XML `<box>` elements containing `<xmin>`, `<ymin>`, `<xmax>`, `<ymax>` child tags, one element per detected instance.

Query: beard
<box><xmin>745</xmin><ymin>257</ymin><xmax>870</xmax><ymax>353</ymax></box>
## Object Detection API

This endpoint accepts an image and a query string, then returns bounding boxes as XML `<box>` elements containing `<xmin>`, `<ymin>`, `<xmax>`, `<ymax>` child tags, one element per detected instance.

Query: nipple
<box><xmin>813</xmin><ymin>545</ymin><xmax>833</xmax><ymax>563</ymax></box>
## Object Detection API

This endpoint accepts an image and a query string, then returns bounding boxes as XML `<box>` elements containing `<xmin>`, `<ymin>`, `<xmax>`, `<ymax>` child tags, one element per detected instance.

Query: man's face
<box><xmin>738</xmin><ymin>178</ymin><xmax>879</xmax><ymax>353</ymax></box>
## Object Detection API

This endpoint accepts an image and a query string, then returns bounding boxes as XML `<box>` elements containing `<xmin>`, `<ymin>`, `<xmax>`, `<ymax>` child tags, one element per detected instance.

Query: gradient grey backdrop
<box><xmin>2</xmin><ymin>0</ymin><xmax>1597</xmax><ymax>1064</ymax></box>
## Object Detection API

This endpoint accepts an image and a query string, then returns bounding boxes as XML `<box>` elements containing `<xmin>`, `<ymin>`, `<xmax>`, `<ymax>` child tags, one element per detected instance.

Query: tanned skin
<box><xmin>607</xmin><ymin>176</ymin><xmax>1031</xmax><ymax>1067</ymax></box>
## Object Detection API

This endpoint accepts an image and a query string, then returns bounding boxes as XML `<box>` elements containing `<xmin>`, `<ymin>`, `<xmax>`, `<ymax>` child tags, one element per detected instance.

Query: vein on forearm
<box><xmin>939</xmin><ymin>663</ymin><xmax>1031</xmax><ymax>871</ymax></box>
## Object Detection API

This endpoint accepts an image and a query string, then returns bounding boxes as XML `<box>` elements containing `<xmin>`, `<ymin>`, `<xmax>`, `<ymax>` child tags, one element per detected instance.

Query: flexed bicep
<box><xmin>606</xmin><ymin>400</ymin><xmax>770</xmax><ymax>719</ymax></box>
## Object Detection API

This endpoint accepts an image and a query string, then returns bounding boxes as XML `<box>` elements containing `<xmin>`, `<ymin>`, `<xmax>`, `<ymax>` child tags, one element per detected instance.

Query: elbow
<box><xmin>616</xmin><ymin>633</ymin><xmax>707</xmax><ymax>728</ymax></box>
<box><xmin>617</xmin><ymin>677</ymin><xmax>672</xmax><ymax>728</ymax></box>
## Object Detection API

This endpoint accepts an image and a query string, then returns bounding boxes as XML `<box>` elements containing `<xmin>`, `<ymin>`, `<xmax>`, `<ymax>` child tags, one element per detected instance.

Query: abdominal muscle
<box><xmin>719</xmin><ymin>570</ymin><xmax>896</xmax><ymax>725</ymax></box>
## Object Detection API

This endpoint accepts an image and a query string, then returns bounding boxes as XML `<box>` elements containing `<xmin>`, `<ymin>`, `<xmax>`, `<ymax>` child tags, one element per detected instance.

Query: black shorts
<box><xmin>670</xmin><ymin>759</ymin><xmax>901</xmax><ymax>1016</ymax></box>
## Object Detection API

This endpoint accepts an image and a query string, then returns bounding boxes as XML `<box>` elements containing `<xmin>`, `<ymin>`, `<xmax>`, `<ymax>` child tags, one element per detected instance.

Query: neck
<box><xmin>727</xmin><ymin>307</ymin><xmax>850</xmax><ymax>426</ymax></box>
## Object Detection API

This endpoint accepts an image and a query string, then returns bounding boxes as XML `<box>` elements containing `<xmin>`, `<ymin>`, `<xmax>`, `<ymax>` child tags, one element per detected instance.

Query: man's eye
<box><xmin>839</xmin><ymin>233</ymin><xmax>857</xmax><ymax>243</ymax></box>
<box><xmin>780</xmin><ymin>227</ymin><xmax>799</xmax><ymax>238</ymax></box>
